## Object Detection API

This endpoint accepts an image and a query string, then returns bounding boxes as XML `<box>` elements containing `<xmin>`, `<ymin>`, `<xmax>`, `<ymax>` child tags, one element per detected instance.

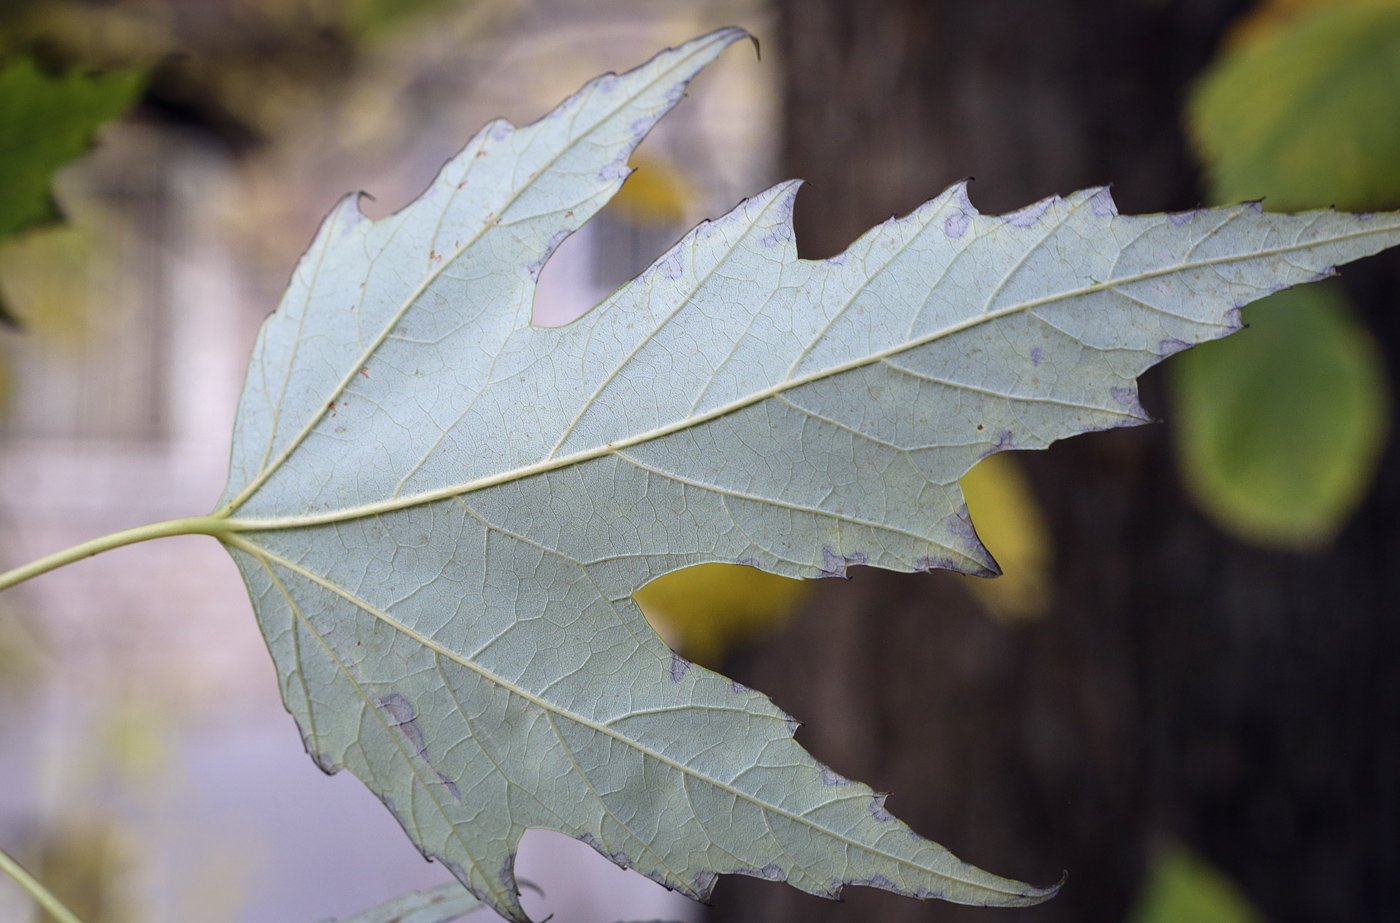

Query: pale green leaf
<box><xmin>315</xmin><ymin>881</ymin><xmax>481</xmax><ymax>923</ymax></box>
<box><xmin>212</xmin><ymin>28</ymin><xmax>1400</xmax><ymax>922</ymax></box>
<box><xmin>1170</xmin><ymin>283</ymin><xmax>1389</xmax><ymax>549</ymax></box>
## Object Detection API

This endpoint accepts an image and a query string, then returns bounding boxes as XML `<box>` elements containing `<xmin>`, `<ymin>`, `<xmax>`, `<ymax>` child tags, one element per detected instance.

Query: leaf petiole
<box><xmin>0</xmin><ymin>514</ymin><xmax>232</xmax><ymax>593</ymax></box>
<box><xmin>0</xmin><ymin>846</ymin><xmax>86</xmax><ymax>923</ymax></box>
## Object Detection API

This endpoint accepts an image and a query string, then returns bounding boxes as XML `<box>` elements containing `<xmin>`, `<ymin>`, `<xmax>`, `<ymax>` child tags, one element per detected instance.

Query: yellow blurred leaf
<box><xmin>608</xmin><ymin>152</ymin><xmax>695</xmax><ymax>227</ymax></box>
<box><xmin>34</xmin><ymin>819</ymin><xmax>136</xmax><ymax>923</ymax></box>
<box><xmin>635</xmin><ymin>563</ymin><xmax>810</xmax><ymax>668</ymax></box>
<box><xmin>0</xmin><ymin>225</ymin><xmax>97</xmax><ymax>346</ymax></box>
<box><xmin>101</xmin><ymin>698</ymin><xmax>171</xmax><ymax>783</ymax></box>
<box><xmin>958</xmin><ymin>453</ymin><xmax>1054</xmax><ymax>621</ymax></box>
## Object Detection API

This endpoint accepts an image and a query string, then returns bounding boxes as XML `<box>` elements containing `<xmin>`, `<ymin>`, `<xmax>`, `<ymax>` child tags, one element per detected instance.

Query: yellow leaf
<box><xmin>608</xmin><ymin>152</ymin><xmax>695</xmax><ymax>227</ymax></box>
<box><xmin>0</xmin><ymin>226</ymin><xmax>96</xmax><ymax>347</ymax></box>
<box><xmin>957</xmin><ymin>453</ymin><xmax>1054</xmax><ymax>621</ymax></box>
<box><xmin>635</xmin><ymin>563</ymin><xmax>809</xmax><ymax>668</ymax></box>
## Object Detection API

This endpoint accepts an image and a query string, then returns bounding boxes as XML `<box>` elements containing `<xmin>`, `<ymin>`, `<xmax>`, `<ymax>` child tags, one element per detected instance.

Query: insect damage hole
<box><xmin>531</xmin><ymin>221</ymin><xmax>608</xmax><ymax>327</ymax></box>
<box><xmin>532</xmin><ymin>155</ymin><xmax>698</xmax><ymax>328</ymax></box>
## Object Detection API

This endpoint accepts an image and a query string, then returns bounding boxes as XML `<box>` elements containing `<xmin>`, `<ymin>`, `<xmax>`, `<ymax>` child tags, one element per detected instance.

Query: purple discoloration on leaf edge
<box><xmin>669</xmin><ymin>651</ymin><xmax>690</xmax><ymax>682</ymax></box>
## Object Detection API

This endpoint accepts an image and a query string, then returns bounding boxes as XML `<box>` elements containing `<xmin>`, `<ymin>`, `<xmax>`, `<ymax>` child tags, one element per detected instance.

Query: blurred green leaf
<box><xmin>1188</xmin><ymin>0</ymin><xmax>1400</xmax><ymax>212</ymax></box>
<box><xmin>0</xmin><ymin>56</ymin><xmax>144</xmax><ymax>240</ymax></box>
<box><xmin>341</xmin><ymin>0</ymin><xmax>460</xmax><ymax>40</ymax></box>
<box><xmin>1129</xmin><ymin>847</ymin><xmax>1263</xmax><ymax>923</ymax></box>
<box><xmin>1170</xmin><ymin>283</ymin><xmax>1389</xmax><ymax>550</ymax></box>
<box><xmin>1176</xmin><ymin>0</ymin><xmax>1398</xmax><ymax>550</ymax></box>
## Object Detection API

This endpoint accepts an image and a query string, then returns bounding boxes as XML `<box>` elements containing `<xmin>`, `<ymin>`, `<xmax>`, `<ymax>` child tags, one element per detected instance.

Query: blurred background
<box><xmin>0</xmin><ymin>0</ymin><xmax>1396</xmax><ymax>921</ymax></box>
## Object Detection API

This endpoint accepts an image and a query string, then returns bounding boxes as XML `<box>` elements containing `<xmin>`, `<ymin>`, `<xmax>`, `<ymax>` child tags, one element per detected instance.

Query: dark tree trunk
<box><xmin>708</xmin><ymin>2</ymin><xmax>1400</xmax><ymax>922</ymax></box>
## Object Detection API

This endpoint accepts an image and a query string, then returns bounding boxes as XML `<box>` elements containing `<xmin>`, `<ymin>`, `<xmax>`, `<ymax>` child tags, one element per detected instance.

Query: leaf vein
<box><xmin>225</xmin><ymin>535</ymin><xmax>1031</xmax><ymax>896</ymax></box>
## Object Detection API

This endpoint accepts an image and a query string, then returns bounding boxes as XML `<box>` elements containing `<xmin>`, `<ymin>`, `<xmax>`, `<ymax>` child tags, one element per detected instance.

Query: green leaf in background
<box><xmin>210</xmin><ymin>26</ymin><xmax>1400</xmax><ymax>921</ymax></box>
<box><xmin>1176</xmin><ymin>0</ymin><xmax>1398</xmax><ymax>550</ymax></box>
<box><xmin>341</xmin><ymin>0</ymin><xmax>461</xmax><ymax>40</ymax></box>
<box><xmin>1188</xmin><ymin>0</ymin><xmax>1400</xmax><ymax>213</ymax></box>
<box><xmin>0</xmin><ymin>56</ymin><xmax>144</xmax><ymax>241</ymax></box>
<box><xmin>1171</xmin><ymin>284</ymin><xmax>1388</xmax><ymax>548</ymax></box>
<box><xmin>1129</xmin><ymin>847</ymin><xmax>1263</xmax><ymax>923</ymax></box>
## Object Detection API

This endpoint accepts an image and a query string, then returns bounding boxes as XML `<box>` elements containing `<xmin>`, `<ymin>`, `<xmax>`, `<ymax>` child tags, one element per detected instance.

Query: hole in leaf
<box><xmin>532</xmin><ymin>154</ymin><xmax>696</xmax><ymax>327</ymax></box>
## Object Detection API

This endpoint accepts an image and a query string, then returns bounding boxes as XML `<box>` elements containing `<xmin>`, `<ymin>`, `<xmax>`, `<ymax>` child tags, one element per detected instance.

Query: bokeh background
<box><xmin>0</xmin><ymin>1</ymin><xmax>1396</xmax><ymax>922</ymax></box>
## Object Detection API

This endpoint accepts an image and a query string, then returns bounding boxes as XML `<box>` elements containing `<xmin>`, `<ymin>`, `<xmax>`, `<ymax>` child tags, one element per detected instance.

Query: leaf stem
<box><xmin>0</xmin><ymin>847</ymin><xmax>86</xmax><ymax>923</ymax></box>
<box><xmin>0</xmin><ymin>515</ymin><xmax>230</xmax><ymax>593</ymax></box>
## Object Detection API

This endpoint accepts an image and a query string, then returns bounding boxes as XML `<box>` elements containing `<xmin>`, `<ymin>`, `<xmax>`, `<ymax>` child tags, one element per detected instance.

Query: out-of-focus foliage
<box><xmin>33</xmin><ymin>820</ymin><xmax>135</xmax><ymax>923</ymax></box>
<box><xmin>1128</xmin><ymin>847</ymin><xmax>1264</xmax><ymax>923</ymax></box>
<box><xmin>1177</xmin><ymin>0</ymin><xmax>1397</xmax><ymax>550</ymax></box>
<box><xmin>957</xmin><ymin>453</ymin><xmax>1054</xmax><ymax>620</ymax></box>
<box><xmin>1171</xmin><ymin>284</ymin><xmax>1389</xmax><ymax>548</ymax></box>
<box><xmin>608</xmin><ymin>152</ymin><xmax>697</xmax><ymax>227</ymax></box>
<box><xmin>0</xmin><ymin>56</ymin><xmax>142</xmax><ymax>241</ymax></box>
<box><xmin>1190</xmin><ymin>0</ymin><xmax>1400</xmax><ymax>212</ymax></box>
<box><xmin>0</xmin><ymin>24</ymin><xmax>140</xmax><ymax>741</ymax></box>
<box><xmin>344</xmin><ymin>0</ymin><xmax>461</xmax><ymax>40</ymax></box>
<box><xmin>0</xmin><ymin>0</ymin><xmax>489</xmax><ymax>150</ymax></box>
<box><xmin>0</xmin><ymin>0</ymin><xmax>502</xmax><ymax>408</ymax></box>
<box><xmin>1223</xmin><ymin>0</ymin><xmax>1347</xmax><ymax>47</ymax></box>
<box><xmin>0</xmin><ymin>50</ymin><xmax>142</xmax><ymax>332</ymax></box>
<box><xmin>0</xmin><ymin>223</ymin><xmax>102</xmax><ymax>345</ymax></box>
<box><xmin>0</xmin><ymin>604</ymin><xmax>44</xmax><ymax>694</ymax></box>
<box><xmin>636</xmin><ymin>563</ymin><xmax>810</xmax><ymax>668</ymax></box>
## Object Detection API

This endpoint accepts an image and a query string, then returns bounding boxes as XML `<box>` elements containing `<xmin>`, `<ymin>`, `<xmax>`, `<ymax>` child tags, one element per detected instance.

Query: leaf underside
<box><xmin>216</xmin><ymin>28</ymin><xmax>1400</xmax><ymax>923</ymax></box>
<box><xmin>318</xmin><ymin>880</ymin><xmax>481</xmax><ymax>923</ymax></box>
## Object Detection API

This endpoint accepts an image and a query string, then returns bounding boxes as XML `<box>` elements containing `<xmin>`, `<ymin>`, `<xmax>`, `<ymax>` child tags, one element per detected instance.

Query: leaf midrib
<box><xmin>219</xmin><ymin>214</ymin><xmax>1374</xmax><ymax>533</ymax></box>
<box><xmin>223</xmin><ymin>533</ymin><xmax>1041</xmax><ymax>899</ymax></box>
